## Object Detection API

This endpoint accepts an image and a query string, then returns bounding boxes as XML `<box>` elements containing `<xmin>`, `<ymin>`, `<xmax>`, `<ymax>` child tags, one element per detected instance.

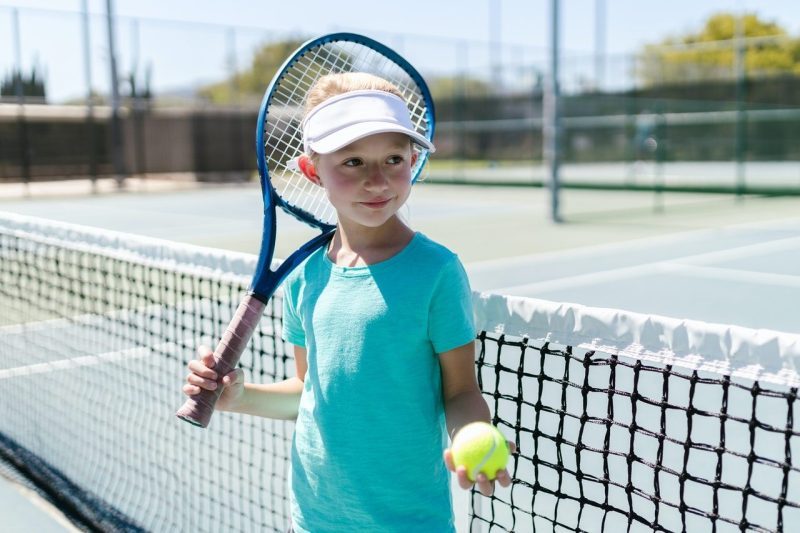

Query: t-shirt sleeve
<box><xmin>428</xmin><ymin>256</ymin><xmax>476</xmax><ymax>354</ymax></box>
<box><xmin>281</xmin><ymin>278</ymin><xmax>306</xmax><ymax>347</ymax></box>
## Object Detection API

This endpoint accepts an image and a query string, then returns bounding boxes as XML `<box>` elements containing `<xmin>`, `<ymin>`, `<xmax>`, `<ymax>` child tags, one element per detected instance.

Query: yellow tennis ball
<box><xmin>451</xmin><ymin>422</ymin><xmax>510</xmax><ymax>482</ymax></box>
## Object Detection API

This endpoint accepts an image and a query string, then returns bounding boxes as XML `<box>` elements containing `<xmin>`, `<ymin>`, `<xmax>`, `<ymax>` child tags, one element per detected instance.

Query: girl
<box><xmin>183</xmin><ymin>73</ymin><xmax>513</xmax><ymax>532</ymax></box>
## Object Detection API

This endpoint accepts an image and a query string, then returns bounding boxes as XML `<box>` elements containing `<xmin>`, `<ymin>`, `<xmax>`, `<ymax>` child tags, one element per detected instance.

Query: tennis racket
<box><xmin>176</xmin><ymin>33</ymin><xmax>435</xmax><ymax>427</ymax></box>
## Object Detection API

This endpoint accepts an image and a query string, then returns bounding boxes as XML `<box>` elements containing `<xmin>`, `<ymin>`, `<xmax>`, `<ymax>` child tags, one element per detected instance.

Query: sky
<box><xmin>2</xmin><ymin>0</ymin><xmax>800</xmax><ymax>102</ymax></box>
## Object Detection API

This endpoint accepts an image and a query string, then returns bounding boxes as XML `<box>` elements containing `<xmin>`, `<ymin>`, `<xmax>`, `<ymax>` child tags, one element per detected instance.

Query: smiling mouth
<box><xmin>360</xmin><ymin>199</ymin><xmax>392</xmax><ymax>208</ymax></box>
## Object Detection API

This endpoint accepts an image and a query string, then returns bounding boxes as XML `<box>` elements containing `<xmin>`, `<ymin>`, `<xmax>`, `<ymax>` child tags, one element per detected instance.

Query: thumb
<box><xmin>222</xmin><ymin>368</ymin><xmax>244</xmax><ymax>387</ymax></box>
<box><xmin>443</xmin><ymin>448</ymin><xmax>455</xmax><ymax>472</ymax></box>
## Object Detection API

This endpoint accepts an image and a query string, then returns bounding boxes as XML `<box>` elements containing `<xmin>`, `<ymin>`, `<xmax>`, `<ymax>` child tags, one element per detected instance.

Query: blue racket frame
<box><xmin>249</xmin><ymin>32</ymin><xmax>436</xmax><ymax>300</ymax></box>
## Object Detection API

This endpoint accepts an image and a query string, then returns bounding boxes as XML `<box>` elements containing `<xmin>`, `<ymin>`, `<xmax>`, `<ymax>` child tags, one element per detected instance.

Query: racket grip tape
<box><xmin>175</xmin><ymin>294</ymin><xmax>267</xmax><ymax>428</ymax></box>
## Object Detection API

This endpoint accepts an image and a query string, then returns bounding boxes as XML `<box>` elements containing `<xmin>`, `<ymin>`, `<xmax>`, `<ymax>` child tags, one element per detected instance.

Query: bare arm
<box><xmin>228</xmin><ymin>344</ymin><xmax>308</xmax><ymax>419</ymax></box>
<box><xmin>439</xmin><ymin>340</ymin><xmax>513</xmax><ymax>496</ymax></box>
<box><xmin>185</xmin><ymin>344</ymin><xmax>308</xmax><ymax>420</ymax></box>
<box><xmin>439</xmin><ymin>340</ymin><xmax>491</xmax><ymax>437</ymax></box>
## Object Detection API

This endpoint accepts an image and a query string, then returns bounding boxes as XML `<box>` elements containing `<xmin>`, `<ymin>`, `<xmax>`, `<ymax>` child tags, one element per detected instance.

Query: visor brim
<box><xmin>307</xmin><ymin>122</ymin><xmax>435</xmax><ymax>154</ymax></box>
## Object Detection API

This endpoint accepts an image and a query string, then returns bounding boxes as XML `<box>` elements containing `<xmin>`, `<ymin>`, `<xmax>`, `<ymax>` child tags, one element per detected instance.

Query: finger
<box><xmin>197</xmin><ymin>345</ymin><xmax>216</xmax><ymax>368</ymax></box>
<box><xmin>496</xmin><ymin>469</ymin><xmax>513</xmax><ymax>487</ymax></box>
<box><xmin>443</xmin><ymin>449</ymin><xmax>455</xmax><ymax>472</ymax></box>
<box><xmin>187</xmin><ymin>359</ymin><xmax>217</xmax><ymax>380</ymax></box>
<box><xmin>186</xmin><ymin>372</ymin><xmax>218</xmax><ymax>391</ymax></box>
<box><xmin>182</xmin><ymin>383</ymin><xmax>201</xmax><ymax>396</ymax></box>
<box><xmin>475</xmin><ymin>473</ymin><xmax>494</xmax><ymax>497</ymax></box>
<box><xmin>508</xmin><ymin>441</ymin><xmax>517</xmax><ymax>454</ymax></box>
<box><xmin>456</xmin><ymin>467</ymin><xmax>472</xmax><ymax>490</ymax></box>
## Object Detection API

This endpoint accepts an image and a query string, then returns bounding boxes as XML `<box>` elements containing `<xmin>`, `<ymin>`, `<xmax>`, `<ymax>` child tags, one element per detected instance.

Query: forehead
<box><xmin>333</xmin><ymin>132</ymin><xmax>412</xmax><ymax>155</ymax></box>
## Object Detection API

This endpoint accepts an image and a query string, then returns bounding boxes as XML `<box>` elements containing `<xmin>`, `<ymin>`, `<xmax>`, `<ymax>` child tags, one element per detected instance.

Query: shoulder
<box><xmin>405</xmin><ymin>233</ymin><xmax>470</xmax><ymax>290</ymax></box>
<box><xmin>408</xmin><ymin>233</ymin><xmax>461</xmax><ymax>267</ymax></box>
<box><xmin>282</xmin><ymin>245</ymin><xmax>328</xmax><ymax>292</ymax></box>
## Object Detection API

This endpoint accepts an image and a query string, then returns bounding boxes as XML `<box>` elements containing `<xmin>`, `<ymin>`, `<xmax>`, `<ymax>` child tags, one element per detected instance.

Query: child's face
<box><xmin>313</xmin><ymin>132</ymin><xmax>418</xmax><ymax>229</ymax></box>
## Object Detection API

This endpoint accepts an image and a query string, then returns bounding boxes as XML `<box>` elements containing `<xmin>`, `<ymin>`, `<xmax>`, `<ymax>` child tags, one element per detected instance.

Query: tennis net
<box><xmin>1</xmin><ymin>212</ymin><xmax>798</xmax><ymax>532</ymax></box>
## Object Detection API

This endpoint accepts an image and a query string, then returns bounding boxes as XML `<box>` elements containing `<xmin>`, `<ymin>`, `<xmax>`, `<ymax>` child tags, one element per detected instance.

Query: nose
<box><xmin>363</xmin><ymin>164</ymin><xmax>389</xmax><ymax>189</ymax></box>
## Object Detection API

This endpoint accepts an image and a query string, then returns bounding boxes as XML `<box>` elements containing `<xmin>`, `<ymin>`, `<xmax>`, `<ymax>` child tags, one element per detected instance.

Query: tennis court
<box><xmin>1</xmin><ymin>178</ymin><xmax>798</xmax><ymax>332</ymax></box>
<box><xmin>1</xmin><ymin>180</ymin><xmax>798</xmax><ymax>531</ymax></box>
<box><xmin>4</xmin><ymin>0</ymin><xmax>800</xmax><ymax>529</ymax></box>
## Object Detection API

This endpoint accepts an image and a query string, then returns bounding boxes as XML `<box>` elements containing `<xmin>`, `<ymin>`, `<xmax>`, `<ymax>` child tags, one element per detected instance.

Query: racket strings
<box><xmin>264</xmin><ymin>40</ymin><xmax>433</xmax><ymax>227</ymax></box>
<box><xmin>269</xmin><ymin>48</ymin><xmax>343</xmax><ymax>222</ymax></box>
<box><xmin>273</xmin><ymin>50</ymin><xmax>338</xmax><ymax>222</ymax></box>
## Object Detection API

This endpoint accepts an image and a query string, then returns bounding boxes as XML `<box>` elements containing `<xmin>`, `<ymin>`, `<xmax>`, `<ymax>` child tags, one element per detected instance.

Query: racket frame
<box><xmin>177</xmin><ymin>32</ymin><xmax>435</xmax><ymax>427</ymax></box>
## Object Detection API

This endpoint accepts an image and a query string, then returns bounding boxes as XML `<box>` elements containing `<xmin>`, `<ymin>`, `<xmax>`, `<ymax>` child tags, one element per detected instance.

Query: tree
<box><xmin>0</xmin><ymin>64</ymin><xmax>46</xmax><ymax>101</ymax></box>
<box><xmin>198</xmin><ymin>39</ymin><xmax>307</xmax><ymax>104</ymax></box>
<box><xmin>427</xmin><ymin>76</ymin><xmax>492</xmax><ymax>101</ymax></box>
<box><xmin>126</xmin><ymin>63</ymin><xmax>153</xmax><ymax>102</ymax></box>
<box><xmin>637</xmin><ymin>12</ymin><xmax>800</xmax><ymax>86</ymax></box>
<box><xmin>200</xmin><ymin>37</ymin><xmax>488</xmax><ymax>105</ymax></box>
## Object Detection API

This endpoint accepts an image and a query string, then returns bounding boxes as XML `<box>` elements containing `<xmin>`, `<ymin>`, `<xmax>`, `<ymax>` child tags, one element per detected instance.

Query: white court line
<box><xmin>675</xmin><ymin>235</ymin><xmax>800</xmax><ymax>266</ymax></box>
<box><xmin>0</xmin><ymin>313</ymin><xmax>119</xmax><ymax>336</ymax></box>
<box><xmin>0</xmin><ymin>296</ymin><xmax>274</xmax><ymax>336</ymax></box>
<box><xmin>0</xmin><ymin>300</ymin><xmax>180</xmax><ymax>336</ymax></box>
<box><xmin>492</xmin><ymin>235</ymin><xmax>800</xmax><ymax>294</ymax></box>
<box><xmin>3</xmin><ymin>480</ymin><xmax>82</xmax><ymax>533</ymax></box>
<box><xmin>0</xmin><ymin>309</ymin><xmax>277</xmax><ymax>340</ymax></box>
<box><xmin>492</xmin><ymin>262</ymin><xmax>669</xmax><ymax>293</ymax></box>
<box><xmin>0</xmin><ymin>342</ymin><xmax>178</xmax><ymax>380</ymax></box>
<box><xmin>468</xmin><ymin>215</ymin><xmax>800</xmax><ymax>271</ymax></box>
<box><xmin>663</xmin><ymin>263</ymin><xmax>800</xmax><ymax>289</ymax></box>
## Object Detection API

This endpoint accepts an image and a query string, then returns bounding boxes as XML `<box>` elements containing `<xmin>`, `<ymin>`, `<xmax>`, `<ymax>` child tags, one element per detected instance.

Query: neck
<box><xmin>328</xmin><ymin>216</ymin><xmax>415</xmax><ymax>267</ymax></box>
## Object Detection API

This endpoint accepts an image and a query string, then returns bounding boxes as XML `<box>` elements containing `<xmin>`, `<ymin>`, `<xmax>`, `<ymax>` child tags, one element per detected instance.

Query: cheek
<box><xmin>388</xmin><ymin>167</ymin><xmax>413</xmax><ymax>188</ymax></box>
<box><xmin>321</xmin><ymin>173</ymin><xmax>358</xmax><ymax>197</ymax></box>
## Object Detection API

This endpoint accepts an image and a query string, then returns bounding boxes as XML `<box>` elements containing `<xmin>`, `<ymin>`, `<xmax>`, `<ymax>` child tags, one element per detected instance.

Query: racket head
<box><xmin>255</xmin><ymin>33</ymin><xmax>436</xmax><ymax>230</ymax></box>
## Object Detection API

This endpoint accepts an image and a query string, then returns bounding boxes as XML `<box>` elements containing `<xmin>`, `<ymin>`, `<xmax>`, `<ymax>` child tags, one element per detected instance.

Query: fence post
<box><xmin>544</xmin><ymin>0</ymin><xmax>562</xmax><ymax>222</ymax></box>
<box><xmin>11</xmin><ymin>9</ymin><xmax>31</xmax><ymax>192</ymax></box>
<box><xmin>81</xmin><ymin>0</ymin><xmax>99</xmax><ymax>190</ymax></box>
<box><xmin>105</xmin><ymin>0</ymin><xmax>126</xmax><ymax>187</ymax></box>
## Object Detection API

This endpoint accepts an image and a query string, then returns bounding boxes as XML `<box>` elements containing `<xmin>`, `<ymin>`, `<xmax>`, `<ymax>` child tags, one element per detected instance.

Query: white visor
<box><xmin>301</xmin><ymin>89</ymin><xmax>435</xmax><ymax>155</ymax></box>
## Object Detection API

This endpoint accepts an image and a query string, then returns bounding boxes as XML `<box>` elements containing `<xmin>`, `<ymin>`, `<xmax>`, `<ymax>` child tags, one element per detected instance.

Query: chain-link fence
<box><xmin>1</xmin><ymin>5</ymin><xmax>799</xmax><ymax>194</ymax></box>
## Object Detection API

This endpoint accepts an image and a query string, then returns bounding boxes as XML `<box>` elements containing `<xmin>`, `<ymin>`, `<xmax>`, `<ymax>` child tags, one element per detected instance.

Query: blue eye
<box><xmin>387</xmin><ymin>155</ymin><xmax>403</xmax><ymax>164</ymax></box>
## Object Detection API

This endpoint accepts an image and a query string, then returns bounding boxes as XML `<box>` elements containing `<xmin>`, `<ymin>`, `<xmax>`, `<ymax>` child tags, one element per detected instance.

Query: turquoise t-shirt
<box><xmin>281</xmin><ymin>232</ymin><xmax>475</xmax><ymax>533</ymax></box>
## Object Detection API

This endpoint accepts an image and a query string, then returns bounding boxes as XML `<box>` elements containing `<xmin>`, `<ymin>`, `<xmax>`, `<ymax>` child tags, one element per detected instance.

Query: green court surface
<box><xmin>0</xmin><ymin>474</ymin><xmax>77</xmax><ymax>532</ymax></box>
<box><xmin>1</xmin><ymin>177</ymin><xmax>798</xmax><ymax>333</ymax></box>
<box><xmin>1</xmin><ymin>177</ymin><xmax>799</xmax><ymax>532</ymax></box>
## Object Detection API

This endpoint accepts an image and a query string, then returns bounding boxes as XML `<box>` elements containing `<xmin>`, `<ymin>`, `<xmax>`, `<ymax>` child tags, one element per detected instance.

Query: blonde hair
<box><xmin>304</xmin><ymin>72</ymin><xmax>405</xmax><ymax>115</ymax></box>
<box><xmin>303</xmin><ymin>73</ymin><xmax>411</xmax><ymax>162</ymax></box>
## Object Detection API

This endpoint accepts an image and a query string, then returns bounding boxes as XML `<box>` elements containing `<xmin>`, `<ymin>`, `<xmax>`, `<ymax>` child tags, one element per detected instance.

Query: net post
<box><xmin>544</xmin><ymin>0</ymin><xmax>562</xmax><ymax>223</ymax></box>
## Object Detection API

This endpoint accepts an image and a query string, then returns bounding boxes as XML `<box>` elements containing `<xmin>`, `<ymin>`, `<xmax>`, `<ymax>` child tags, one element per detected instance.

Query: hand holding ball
<box><xmin>451</xmin><ymin>422</ymin><xmax>510</xmax><ymax>482</ymax></box>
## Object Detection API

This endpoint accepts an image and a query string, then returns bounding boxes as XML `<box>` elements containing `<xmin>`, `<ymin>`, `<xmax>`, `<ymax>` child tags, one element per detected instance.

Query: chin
<box><xmin>355</xmin><ymin>217</ymin><xmax>395</xmax><ymax>229</ymax></box>
<box><xmin>340</xmin><ymin>210</ymin><xmax>398</xmax><ymax>229</ymax></box>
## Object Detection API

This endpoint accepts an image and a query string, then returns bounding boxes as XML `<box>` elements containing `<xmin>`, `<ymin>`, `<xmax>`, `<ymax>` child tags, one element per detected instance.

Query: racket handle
<box><xmin>176</xmin><ymin>294</ymin><xmax>267</xmax><ymax>428</ymax></box>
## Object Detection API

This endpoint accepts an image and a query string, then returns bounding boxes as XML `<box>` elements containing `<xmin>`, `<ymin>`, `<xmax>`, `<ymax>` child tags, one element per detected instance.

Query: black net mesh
<box><xmin>473</xmin><ymin>332</ymin><xmax>799</xmax><ymax>532</ymax></box>
<box><xmin>1</xmin><ymin>213</ymin><xmax>798</xmax><ymax>532</ymax></box>
<box><xmin>0</xmin><ymin>218</ymin><xmax>293</xmax><ymax>532</ymax></box>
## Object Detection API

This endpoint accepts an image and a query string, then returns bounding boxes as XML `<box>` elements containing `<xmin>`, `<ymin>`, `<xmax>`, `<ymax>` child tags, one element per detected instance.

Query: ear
<box><xmin>297</xmin><ymin>154</ymin><xmax>321</xmax><ymax>185</ymax></box>
<box><xmin>410</xmin><ymin>150</ymin><xmax>419</xmax><ymax>167</ymax></box>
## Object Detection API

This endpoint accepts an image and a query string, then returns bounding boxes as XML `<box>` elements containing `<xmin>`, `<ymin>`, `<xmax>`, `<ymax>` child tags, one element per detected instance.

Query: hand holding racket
<box><xmin>176</xmin><ymin>33</ymin><xmax>435</xmax><ymax>428</ymax></box>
